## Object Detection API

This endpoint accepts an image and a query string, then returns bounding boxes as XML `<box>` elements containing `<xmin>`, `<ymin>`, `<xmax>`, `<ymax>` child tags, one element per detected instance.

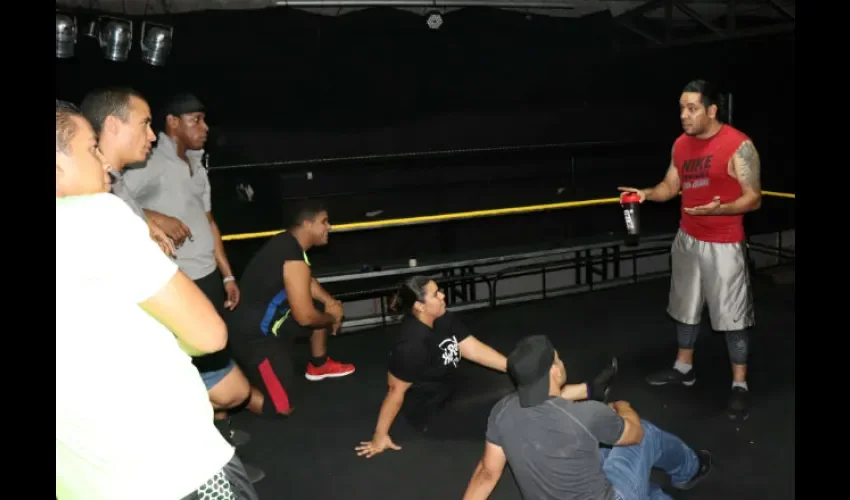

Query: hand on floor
<box><xmin>355</xmin><ymin>433</ymin><xmax>402</xmax><ymax>459</ymax></box>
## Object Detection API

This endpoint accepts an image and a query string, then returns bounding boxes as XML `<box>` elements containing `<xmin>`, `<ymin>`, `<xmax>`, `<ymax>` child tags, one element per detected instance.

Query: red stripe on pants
<box><xmin>258</xmin><ymin>358</ymin><xmax>291</xmax><ymax>413</ymax></box>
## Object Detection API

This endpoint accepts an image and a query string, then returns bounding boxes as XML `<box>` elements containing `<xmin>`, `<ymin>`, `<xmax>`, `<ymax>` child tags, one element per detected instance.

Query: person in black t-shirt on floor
<box><xmin>355</xmin><ymin>276</ymin><xmax>619</xmax><ymax>459</ymax></box>
<box><xmin>227</xmin><ymin>201</ymin><xmax>355</xmax><ymax>417</ymax></box>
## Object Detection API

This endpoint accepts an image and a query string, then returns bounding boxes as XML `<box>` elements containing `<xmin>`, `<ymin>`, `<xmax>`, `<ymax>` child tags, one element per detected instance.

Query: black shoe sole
<box><xmin>646</xmin><ymin>373</ymin><xmax>696</xmax><ymax>387</ymax></box>
<box><xmin>672</xmin><ymin>450</ymin><xmax>712</xmax><ymax>491</ymax></box>
<box><xmin>593</xmin><ymin>357</ymin><xmax>619</xmax><ymax>402</ymax></box>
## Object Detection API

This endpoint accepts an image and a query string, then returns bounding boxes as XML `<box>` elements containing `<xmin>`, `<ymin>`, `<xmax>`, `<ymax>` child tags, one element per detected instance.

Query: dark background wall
<box><xmin>56</xmin><ymin>6</ymin><xmax>795</xmax><ymax>275</ymax></box>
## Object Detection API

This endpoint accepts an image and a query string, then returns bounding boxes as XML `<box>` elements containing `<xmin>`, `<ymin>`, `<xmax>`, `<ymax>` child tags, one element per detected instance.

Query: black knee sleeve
<box><xmin>725</xmin><ymin>329</ymin><xmax>749</xmax><ymax>365</ymax></box>
<box><xmin>676</xmin><ymin>322</ymin><xmax>700</xmax><ymax>349</ymax></box>
<box><xmin>226</xmin><ymin>393</ymin><xmax>253</xmax><ymax>416</ymax></box>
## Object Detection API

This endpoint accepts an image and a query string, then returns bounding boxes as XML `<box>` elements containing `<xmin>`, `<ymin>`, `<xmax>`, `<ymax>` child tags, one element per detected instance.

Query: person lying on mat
<box><xmin>462</xmin><ymin>335</ymin><xmax>712</xmax><ymax>500</ymax></box>
<box><xmin>355</xmin><ymin>276</ymin><xmax>618</xmax><ymax>459</ymax></box>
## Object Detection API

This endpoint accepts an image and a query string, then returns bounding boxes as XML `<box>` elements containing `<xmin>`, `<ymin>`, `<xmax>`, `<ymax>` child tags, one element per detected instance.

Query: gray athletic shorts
<box><xmin>667</xmin><ymin>229</ymin><xmax>754</xmax><ymax>331</ymax></box>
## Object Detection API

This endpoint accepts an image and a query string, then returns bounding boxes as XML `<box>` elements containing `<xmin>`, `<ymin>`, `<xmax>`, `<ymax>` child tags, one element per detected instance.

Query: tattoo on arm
<box><xmin>735</xmin><ymin>141</ymin><xmax>761</xmax><ymax>191</ymax></box>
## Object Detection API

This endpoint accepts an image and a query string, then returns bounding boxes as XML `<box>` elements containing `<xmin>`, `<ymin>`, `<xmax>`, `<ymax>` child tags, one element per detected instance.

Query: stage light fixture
<box><xmin>97</xmin><ymin>16</ymin><xmax>133</xmax><ymax>62</ymax></box>
<box><xmin>56</xmin><ymin>12</ymin><xmax>77</xmax><ymax>59</ymax></box>
<box><xmin>140</xmin><ymin>22</ymin><xmax>174</xmax><ymax>67</ymax></box>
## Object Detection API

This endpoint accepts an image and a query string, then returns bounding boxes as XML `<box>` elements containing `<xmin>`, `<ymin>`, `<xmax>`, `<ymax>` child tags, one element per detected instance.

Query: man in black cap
<box><xmin>122</xmin><ymin>92</ymin><xmax>265</xmax><ymax>484</ymax></box>
<box><xmin>463</xmin><ymin>335</ymin><xmax>712</xmax><ymax>500</ymax></box>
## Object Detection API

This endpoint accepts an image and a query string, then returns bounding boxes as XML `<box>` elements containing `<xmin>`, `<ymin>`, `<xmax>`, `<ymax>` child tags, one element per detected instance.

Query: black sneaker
<box><xmin>589</xmin><ymin>357</ymin><xmax>618</xmax><ymax>403</ymax></box>
<box><xmin>727</xmin><ymin>386</ymin><xmax>750</xmax><ymax>421</ymax></box>
<box><xmin>214</xmin><ymin>418</ymin><xmax>250</xmax><ymax>448</ymax></box>
<box><xmin>645</xmin><ymin>367</ymin><xmax>695</xmax><ymax>387</ymax></box>
<box><xmin>672</xmin><ymin>449</ymin><xmax>712</xmax><ymax>490</ymax></box>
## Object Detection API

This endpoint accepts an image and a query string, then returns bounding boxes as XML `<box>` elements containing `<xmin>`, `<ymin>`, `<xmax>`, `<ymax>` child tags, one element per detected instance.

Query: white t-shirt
<box><xmin>56</xmin><ymin>193</ymin><xmax>234</xmax><ymax>500</ymax></box>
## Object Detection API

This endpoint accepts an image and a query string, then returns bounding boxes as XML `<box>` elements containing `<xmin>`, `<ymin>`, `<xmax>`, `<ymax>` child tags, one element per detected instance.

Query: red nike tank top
<box><xmin>672</xmin><ymin>124</ymin><xmax>750</xmax><ymax>243</ymax></box>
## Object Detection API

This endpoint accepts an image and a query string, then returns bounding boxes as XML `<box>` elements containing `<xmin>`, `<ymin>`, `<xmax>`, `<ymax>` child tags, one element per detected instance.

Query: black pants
<box><xmin>181</xmin><ymin>453</ymin><xmax>259</xmax><ymax>500</ymax></box>
<box><xmin>227</xmin><ymin>300</ymin><xmax>325</xmax><ymax>413</ymax></box>
<box><xmin>401</xmin><ymin>380</ymin><xmax>457</xmax><ymax>431</ymax></box>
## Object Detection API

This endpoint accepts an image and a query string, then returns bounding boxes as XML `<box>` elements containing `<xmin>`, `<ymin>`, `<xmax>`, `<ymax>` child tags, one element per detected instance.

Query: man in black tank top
<box><xmin>228</xmin><ymin>201</ymin><xmax>355</xmax><ymax>416</ymax></box>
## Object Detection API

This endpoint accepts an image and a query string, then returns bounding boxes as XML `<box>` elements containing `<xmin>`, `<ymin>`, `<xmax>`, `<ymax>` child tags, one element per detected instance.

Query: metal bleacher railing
<box><xmin>219</xmin><ymin>191</ymin><xmax>796</xmax><ymax>332</ymax></box>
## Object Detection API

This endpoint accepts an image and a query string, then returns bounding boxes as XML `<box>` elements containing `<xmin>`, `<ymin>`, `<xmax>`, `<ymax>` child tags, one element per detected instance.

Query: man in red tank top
<box><xmin>617</xmin><ymin>80</ymin><xmax>762</xmax><ymax>421</ymax></box>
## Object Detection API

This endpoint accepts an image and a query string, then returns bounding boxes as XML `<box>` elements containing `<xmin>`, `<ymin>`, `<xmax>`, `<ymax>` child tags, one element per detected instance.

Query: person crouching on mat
<box><xmin>355</xmin><ymin>276</ymin><xmax>618</xmax><ymax>459</ymax></box>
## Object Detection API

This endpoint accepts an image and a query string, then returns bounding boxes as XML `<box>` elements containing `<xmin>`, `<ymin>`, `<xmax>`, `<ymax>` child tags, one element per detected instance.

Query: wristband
<box><xmin>223</xmin><ymin>276</ymin><xmax>235</xmax><ymax>283</ymax></box>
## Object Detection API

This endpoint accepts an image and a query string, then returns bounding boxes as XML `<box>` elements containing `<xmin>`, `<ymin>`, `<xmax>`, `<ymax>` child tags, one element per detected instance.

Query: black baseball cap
<box><xmin>507</xmin><ymin>335</ymin><xmax>556</xmax><ymax>408</ymax></box>
<box><xmin>162</xmin><ymin>92</ymin><xmax>205</xmax><ymax>118</ymax></box>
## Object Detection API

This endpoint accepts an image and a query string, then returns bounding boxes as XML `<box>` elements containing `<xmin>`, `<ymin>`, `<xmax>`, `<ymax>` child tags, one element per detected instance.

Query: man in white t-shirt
<box><xmin>56</xmin><ymin>100</ymin><xmax>260</xmax><ymax>499</ymax></box>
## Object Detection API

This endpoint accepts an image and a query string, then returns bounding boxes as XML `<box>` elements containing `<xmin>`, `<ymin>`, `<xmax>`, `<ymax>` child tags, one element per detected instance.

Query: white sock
<box><xmin>673</xmin><ymin>361</ymin><xmax>692</xmax><ymax>374</ymax></box>
<box><xmin>732</xmin><ymin>381</ymin><xmax>748</xmax><ymax>391</ymax></box>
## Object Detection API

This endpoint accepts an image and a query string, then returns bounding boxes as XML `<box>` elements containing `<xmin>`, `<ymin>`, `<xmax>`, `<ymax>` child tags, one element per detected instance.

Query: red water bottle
<box><xmin>621</xmin><ymin>192</ymin><xmax>641</xmax><ymax>246</ymax></box>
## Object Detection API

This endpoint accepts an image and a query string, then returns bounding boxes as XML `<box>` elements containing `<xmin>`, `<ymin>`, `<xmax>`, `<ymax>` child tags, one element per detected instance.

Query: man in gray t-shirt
<box><xmin>463</xmin><ymin>335</ymin><xmax>713</xmax><ymax>500</ymax></box>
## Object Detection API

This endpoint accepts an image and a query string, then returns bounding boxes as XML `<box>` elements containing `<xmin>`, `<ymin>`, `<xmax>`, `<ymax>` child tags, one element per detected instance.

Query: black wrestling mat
<box><xmin>230</xmin><ymin>274</ymin><xmax>795</xmax><ymax>500</ymax></box>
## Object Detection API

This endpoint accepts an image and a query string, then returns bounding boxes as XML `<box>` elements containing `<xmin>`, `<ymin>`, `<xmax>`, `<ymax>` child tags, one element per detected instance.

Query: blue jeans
<box><xmin>600</xmin><ymin>419</ymin><xmax>700</xmax><ymax>500</ymax></box>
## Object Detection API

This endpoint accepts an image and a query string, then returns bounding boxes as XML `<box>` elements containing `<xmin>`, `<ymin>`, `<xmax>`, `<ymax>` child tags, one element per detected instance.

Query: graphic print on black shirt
<box><xmin>235</xmin><ymin>232</ymin><xmax>309</xmax><ymax>337</ymax></box>
<box><xmin>388</xmin><ymin>312</ymin><xmax>471</xmax><ymax>386</ymax></box>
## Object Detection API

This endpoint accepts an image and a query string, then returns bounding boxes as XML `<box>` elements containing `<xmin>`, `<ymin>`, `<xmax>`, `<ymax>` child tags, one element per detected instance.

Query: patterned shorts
<box><xmin>196</xmin><ymin>469</ymin><xmax>234</xmax><ymax>500</ymax></box>
<box><xmin>182</xmin><ymin>454</ymin><xmax>258</xmax><ymax>500</ymax></box>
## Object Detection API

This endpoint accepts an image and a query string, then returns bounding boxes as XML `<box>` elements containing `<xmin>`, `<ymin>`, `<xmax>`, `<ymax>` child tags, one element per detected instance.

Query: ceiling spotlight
<box><xmin>141</xmin><ymin>22</ymin><xmax>174</xmax><ymax>67</ymax></box>
<box><xmin>97</xmin><ymin>16</ymin><xmax>133</xmax><ymax>62</ymax></box>
<box><xmin>56</xmin><ymin>12</ymin><xmax>77</xmax><ymax>59</ymax></box>
<box><xmin>426</xmin><ymin>12</ymin><xmax>443</xmax><ymax>31</ymax></box>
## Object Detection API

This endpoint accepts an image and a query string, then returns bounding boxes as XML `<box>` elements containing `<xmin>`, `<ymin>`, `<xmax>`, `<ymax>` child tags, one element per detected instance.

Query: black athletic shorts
<box><xmin>227</xmin><ymin>300</ymin><xmax>326</xmax><ymax>413</ymax></box>
<box><xmin>180</xmin><ymin>453</ymin><xmax>259</xmax><ymax>500</ymax></box>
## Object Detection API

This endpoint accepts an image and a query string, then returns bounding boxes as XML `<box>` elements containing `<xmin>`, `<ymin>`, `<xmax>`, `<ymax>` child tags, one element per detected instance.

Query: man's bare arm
<box><xmin>140</xmin><ymin>270</ymin><xmax>227</xmax><ymax>355</ymax></box>
<box><xmin>310</xmin><ymin>278</ymin><xmax>337</xmax><ymax>306</ymax></box>
<box><xmin>284</xmin><ymin>261</ymin><xmax>337</xmax><ymax>328</ymax></box>
<box><xmin>207</xmin><ymin>212</ymin><xmax>234</xmax><ymax>279</ymax></box>
<box><xmin>610</xmin><ymin>401</ymin><xmax>644</xmax><ymax>446</ymax></box>
<box><xmin>643</xmin><ymin>149</ymin><xmax>682</xmax><ymax>202</ymax></box>
<box><xmin>716</xmin><ymin>140</ymin><xmax>763</xmax><ymax>215</ymax></box>
<box><xmin>463</xmin><ymin>442</ymin><xmax>508</xmax><ymax>500</ymax></box>
<box><xmin>619</xmin><ymin>147</ymin><xmax>681</xmax><ymax>203</ymax></box>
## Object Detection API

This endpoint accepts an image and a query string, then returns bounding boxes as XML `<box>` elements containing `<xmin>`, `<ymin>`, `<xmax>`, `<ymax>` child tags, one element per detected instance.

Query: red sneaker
<box><xmin>305</xmin><ymin>357</ymin><xmax>356</xmax><ymax>381</ymax></box>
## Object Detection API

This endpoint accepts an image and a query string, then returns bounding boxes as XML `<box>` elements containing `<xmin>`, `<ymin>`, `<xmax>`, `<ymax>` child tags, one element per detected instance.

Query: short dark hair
<box><xmin>79</xmin><ymin>87</ymin><xmax>146</xmax><ymax>135</ymax></box>
<box><xmin>56</xmin><ymin>99</ymin><xmax>83</xmax><ymax>155</ymax></box>
<box><xmin>286</xmin><ymin>199</ymin><xmax>327</xmax><ymax>229</ymax></box>
<box><xmin>682</xmin><ymin>79</ymin><xmax>727</xmax><ymax>122</ymax></box>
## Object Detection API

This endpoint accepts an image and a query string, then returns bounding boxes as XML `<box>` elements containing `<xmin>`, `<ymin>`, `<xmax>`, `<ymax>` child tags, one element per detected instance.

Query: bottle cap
<box><xmin>622</xmin><ymin>192</ymin><xmax>641</xmax><ymax>204</ymax></box>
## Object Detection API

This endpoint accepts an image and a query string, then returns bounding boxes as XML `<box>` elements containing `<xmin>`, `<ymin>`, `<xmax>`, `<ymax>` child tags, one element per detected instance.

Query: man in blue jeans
<box><xmin>463</xmin><ymin>335</ymin><xmax>712</xmax><ymax>500</ymax></box>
